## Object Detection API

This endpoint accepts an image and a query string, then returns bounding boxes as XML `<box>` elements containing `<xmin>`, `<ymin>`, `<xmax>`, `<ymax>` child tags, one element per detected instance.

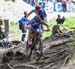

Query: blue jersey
<box><xmin>29</xmin><ymin>18</ymin><xmax>44</xmax><ymax>29</ymax></box>
<box><xmin>18</xmin><ymin>16</ymin><xmax>29</xmax><ymax>32</ymax></box>
<box><xmin>38</xmin><ymin>10</ymin><xmax>47</xmax><ymax>20</ymax></box>
<box><xmin>18</xmin><ymin>16</ymin><xmax>28</xmax><ymax>25</ymax></box>
<box><xmin>28</xmin><ymin>10</ymin><xmax>47</xmax><ymax>21</ymax></box>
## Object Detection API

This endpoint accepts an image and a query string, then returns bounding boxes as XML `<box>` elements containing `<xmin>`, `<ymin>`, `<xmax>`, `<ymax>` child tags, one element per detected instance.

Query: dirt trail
<box><xmin>0</xmin><ymin>30</ymin><xmax>75</xmax><ymax>69</ymax></box>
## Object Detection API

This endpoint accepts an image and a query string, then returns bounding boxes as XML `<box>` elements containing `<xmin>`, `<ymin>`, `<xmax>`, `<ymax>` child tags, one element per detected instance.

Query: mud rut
<box><xmin>0</xmin><ymin>30</ymin><xmax>75</xmax><ymax>69</ymax></box>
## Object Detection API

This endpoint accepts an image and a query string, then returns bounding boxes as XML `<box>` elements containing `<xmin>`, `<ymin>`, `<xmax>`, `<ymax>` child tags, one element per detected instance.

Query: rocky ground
<box><xmin>0</xmin><ymin>30</ymin><xmax>75</xmax><ymax>69</ymax></box>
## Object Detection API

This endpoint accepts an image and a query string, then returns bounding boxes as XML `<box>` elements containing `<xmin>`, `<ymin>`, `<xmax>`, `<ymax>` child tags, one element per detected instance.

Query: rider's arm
<box><xmin>23</xmin><ymin>22</ymin><xmax>31</xmax><ymax>29</ymax></box>
<box><xmin>27</xmin><ymin>10</ymin><xmax>35</xmax><ymax>17</ymax></box>
<box><xmin>42</xmin><ymin>22</ymin><xmax>50</xmax><ymax>31</ymax></box>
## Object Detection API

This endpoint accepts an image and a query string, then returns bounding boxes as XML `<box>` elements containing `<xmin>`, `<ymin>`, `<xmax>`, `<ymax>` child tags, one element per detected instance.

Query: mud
<box><xmin>0</xmin><ymin>30</ymin><xmax>75</xmax><ymax>69</ymax></box>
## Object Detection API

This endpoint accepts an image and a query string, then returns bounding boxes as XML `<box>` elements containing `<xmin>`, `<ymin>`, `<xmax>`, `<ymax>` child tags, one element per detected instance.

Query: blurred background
<box><xmin>0</xmin><ymin>0</ymin><xmax>75</xmax><ymax>41</ymax></box>
<box><xmin>0</xmin><ymin>0</ymin><xmax>75</xmax><ymax>22</ymax></box>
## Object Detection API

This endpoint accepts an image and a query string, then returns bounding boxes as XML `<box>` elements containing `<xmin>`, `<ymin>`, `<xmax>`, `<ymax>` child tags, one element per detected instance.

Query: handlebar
<box><xmin>31</xmin><ymin>28</ymin><xmax>50</xmax><ymax>33</ymax></box>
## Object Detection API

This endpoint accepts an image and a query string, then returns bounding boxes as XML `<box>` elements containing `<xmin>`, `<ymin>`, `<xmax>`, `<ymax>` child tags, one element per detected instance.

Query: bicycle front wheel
<box><xmin>25</xmin><ymin>41</ymin><xmax>32</xmax><ymax>58</ymax></box>
<box><xmin>34</xmin><ymin>39</ymin><xmax>43</xmax><ymax>61</ymax></box>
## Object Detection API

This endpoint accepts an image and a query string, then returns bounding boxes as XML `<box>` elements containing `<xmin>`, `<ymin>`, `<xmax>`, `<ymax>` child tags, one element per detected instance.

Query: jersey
<box><xmin>28</xmin><ymin>9</ymin><xmax>47</xmax><ymax>21</ymax></box>
<box><xmin>29</xmin><ymin>18</ymin><xmax>44</xmax><ymax>30</ymax></box>
<box><xmin>18</xmin><ymin>16</ymin><xmax>28</xmax><ymax>30</ymax></box>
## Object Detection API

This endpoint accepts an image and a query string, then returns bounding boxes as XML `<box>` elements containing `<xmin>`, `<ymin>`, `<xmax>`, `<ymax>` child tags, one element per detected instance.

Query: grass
<box><xmin>67</xmin><ymin>41</ymin><xmax>75</xmax><ymax>47</ymax></box>
<box><xmin>64</xmin><ymin>17</ymin><xmax>75</xmax><ymax>29</ymax></box>
<box><xmin>9</xmin><ymin>17</ymin><xmax>75</xmax><ymax>41</ymax></box>
<box><xmin>9</xmin><ymin>22</ymin><xmax>21</xmax><ymax>41</ymax></box>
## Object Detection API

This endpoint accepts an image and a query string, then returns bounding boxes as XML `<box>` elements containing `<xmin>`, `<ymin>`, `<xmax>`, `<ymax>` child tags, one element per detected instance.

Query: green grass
<box><xmin>9</xmin><ymin>22</ymin><xmax>21</xmax><ymax>41</ymax></box>
<box><xmin>9</xmin><ymin>17</ymin><xmax>75</xmax><ymax>41</ymax></box>
<box><xmin>67</xmin><ymin>41</ymin><xmax>75</xmax><ymax>47</ymax></box>
<box><xmin>64</xmin><ymin>17</ymin><xmax>75</xmax><ymax>29</ymax></box>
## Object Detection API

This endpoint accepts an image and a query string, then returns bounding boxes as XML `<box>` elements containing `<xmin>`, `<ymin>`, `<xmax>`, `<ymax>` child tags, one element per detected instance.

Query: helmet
<box><xmin>34</xmin><ymin>15</ymin><xmax>41</xmax><ymax>22</ymax></box>
<box><xmin>35</xmin><ymin>5</ymin><xmax>40</xmax><ymax>11</ymax></box>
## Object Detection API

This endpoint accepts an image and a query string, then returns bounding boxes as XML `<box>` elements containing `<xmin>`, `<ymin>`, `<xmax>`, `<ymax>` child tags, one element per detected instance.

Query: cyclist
<box><xmin>28</xmin><ymin>5</ymin><xmax>47</xmax><ymax>22</ymax></box>
<box><xmin>28</xmin><ymin>5</ymin><xmax>47</xmax><ymax>31</ymax></box>
<box><xmin>25</xmin><ymin>15</ymin><xmax>50</xmax><ymax>45</ymax></box>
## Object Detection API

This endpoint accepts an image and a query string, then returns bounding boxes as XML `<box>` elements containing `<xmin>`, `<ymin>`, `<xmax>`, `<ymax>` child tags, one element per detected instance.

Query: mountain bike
<box><xmin>26</xmin><ymin>28</ymin><xmax>43</xmax><ymax>61</ymax></box>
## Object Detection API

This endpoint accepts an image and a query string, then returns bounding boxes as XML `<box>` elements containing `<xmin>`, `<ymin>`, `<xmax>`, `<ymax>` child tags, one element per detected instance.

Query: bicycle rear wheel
<box><xmin>34</xmin><ymin>39</ymin><xmax>43</xmax><ymax>61</ymax></box>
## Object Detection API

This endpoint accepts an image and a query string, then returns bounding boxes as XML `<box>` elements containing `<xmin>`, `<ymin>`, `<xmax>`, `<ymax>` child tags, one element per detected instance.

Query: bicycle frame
<box><xmin>26</xmin><ymin>28</ymin><xmax>43</xmax><ymax>60</ymax></box>
<box><xmin>31</xmin><ymin>29</ymin><xmax>41</xmax><ymax>46</ymax></box>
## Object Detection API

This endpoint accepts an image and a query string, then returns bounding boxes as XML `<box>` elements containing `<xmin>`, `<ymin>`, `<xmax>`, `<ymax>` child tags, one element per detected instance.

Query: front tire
<box><xmin>25</xmin><ymin>41</ymin><xmax>32</xmax><ymax>58</ymax></box>
<box><xmin>34</xmin><ymin>39</ymin><xmax>43</xmax><ymax>61</ymax></box>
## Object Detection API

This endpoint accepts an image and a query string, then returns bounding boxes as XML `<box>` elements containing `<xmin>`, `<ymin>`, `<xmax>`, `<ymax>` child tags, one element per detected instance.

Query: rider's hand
<box><xmin>26</xmin><ymin>25</ymin><xmax>31</xmax><ymax>29</ymax></box>
<box><xmin>47</xmin><ymin>28</ymin><xmax>50</xmax><ymax>32</ymax></box>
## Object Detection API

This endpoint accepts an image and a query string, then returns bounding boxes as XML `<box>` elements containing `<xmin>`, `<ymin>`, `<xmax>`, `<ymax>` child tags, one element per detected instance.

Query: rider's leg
<box><xmin>27</xmin><ymin>29</ymin><xmax>32</xmax><ymax>45</ymax></box>
<box><xmin>35</xmin><ymin>28</ymin><xmax>42</xmax><ymax>49</ymax></box>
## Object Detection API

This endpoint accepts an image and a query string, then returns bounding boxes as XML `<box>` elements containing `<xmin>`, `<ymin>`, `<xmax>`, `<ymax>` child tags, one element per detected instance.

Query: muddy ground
<box><xmin>0</xmin><ymin>30</ymin><xmax>75</xmax><ymax>69</ymax></box>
